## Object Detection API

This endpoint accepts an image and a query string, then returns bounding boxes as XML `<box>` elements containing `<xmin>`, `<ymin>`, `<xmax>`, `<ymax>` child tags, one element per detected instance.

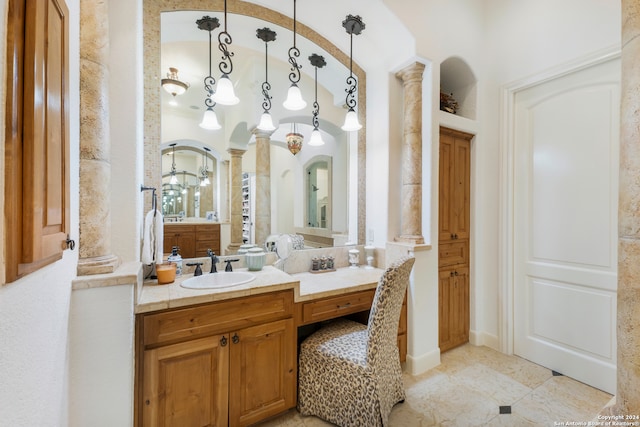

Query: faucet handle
<box><xmin>186</xmin><ymin>262</ymin><xmax>203</xmax><ymax>276</ymax></box>
<box><xmin>224</xmin><ymin>258</ymin><xmax>240</xmax><ymax>272</ymax></box>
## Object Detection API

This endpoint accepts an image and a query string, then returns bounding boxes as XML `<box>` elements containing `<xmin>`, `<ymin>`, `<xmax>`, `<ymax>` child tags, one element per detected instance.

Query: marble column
<box><xmin>77</xmin><ymin>0</ymin><xmax>119</xmax><ymax>275</ymax></box>
<box><xmin>227</xmin><ymin>148</ymin><xmax>246</xmax><ymax>254</ymax></box>
<box><xmin>606</xmin><ymin>0</ymin><xmax>640</xmax><ymax>414</ymax></box>
<box><xmin>253</xmin><ymin>129</ymin><xmax>276</xmax><ymax>247</ymax></box>
<box><xmin>395</xmin><ymin>62</ymin><xmax>426</xmax><ymax>245</ymax></box>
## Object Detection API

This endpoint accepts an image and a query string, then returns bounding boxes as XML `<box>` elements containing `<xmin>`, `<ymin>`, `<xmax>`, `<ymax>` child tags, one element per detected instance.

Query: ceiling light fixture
<box><xmin>197</xmin><ymin>16</ymin><xmax>222</xmax><ymax>130</ymax></box>
<box><xmin>181</xmin><ymin>171</ymin><xmax>188</xmax><ymax>194</ymax></box>
<box><xmin>211</xmin><ymin>0</ymin><xmax>239</xmax><ymax>105</ymax></box>
<box><xmin>286</xmin><ymin>122</ymin><xmax>304</xmax><ymax>155</ymax></box>
<box><xmin>283</xmin><ymin>0</ymin><xmax>306</xmax><ymax>111</ymax></box>
<box><xmin>256</xmin><ymin>27</ymin><xmax>277</xmax><ymax>131</ymax></box>
<box><xmin>169</xmin><ymin>143</ymin><xmax>179</xmax><ymax>184</ymax></box>
<box><xmin>341</xmin><ymin>15</ymin><xmax>365</xmax><ymax>131</ymax></box>
<box><xmin>201</xmin><ymin>147</ymin><xmax>211</xmax><ymax>186</ymax></box>
<box><xmin>308</xmin><ymin>54</ymin><xmax>326</xmax><ymax>146</ymax></box>
<box><xmin>161</xmin><ymin>67</ymin><xmax>189</xmax><ymax>97</ymax></box>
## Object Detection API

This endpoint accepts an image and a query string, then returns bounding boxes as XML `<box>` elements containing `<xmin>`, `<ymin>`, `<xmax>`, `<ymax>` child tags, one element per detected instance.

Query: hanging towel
<box><xmin>141</xmin><ymin>209</ymin><xmax>164</xmax><ymax>264</ymax></box>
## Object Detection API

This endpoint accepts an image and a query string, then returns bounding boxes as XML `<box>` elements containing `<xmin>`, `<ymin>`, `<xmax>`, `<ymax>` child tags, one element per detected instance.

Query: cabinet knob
<box><xmin>232</xmin><ymin>333</ymin><xmax>240</xmax><ymax>344</ymax></box>
<box><xmin>450</xmin><ymin>271</ymin><xmax>454</xmax><ymax>277</ymax></box>
<box><xmin>220</xmin><ymin>336</ymin><xmax>228</xmax><ymax>347</ymax></box>
<box><xmin>454</xmin><ymin>271</ymin><xmax>459</xmax><ymax>276</ymax></box>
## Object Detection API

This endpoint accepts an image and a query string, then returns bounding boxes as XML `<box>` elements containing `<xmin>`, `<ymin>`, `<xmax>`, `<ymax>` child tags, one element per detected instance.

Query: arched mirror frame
<box><xmin>143</xmin><ymin>0</ymin><xmax>366</xmax><ymax>244</ymax></box>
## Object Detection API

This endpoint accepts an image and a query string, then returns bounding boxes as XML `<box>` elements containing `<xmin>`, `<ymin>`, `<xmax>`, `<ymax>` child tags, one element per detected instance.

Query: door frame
<box><xmin>498</xmin><ymin>45</ymin><xmax>621</xmax><ymax>355</ymax></box>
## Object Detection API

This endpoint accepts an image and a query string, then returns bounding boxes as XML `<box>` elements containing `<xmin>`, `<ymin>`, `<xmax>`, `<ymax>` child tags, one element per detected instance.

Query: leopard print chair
<box><xmin>297</xmin><ymin>256</ymin><xmax>415</xmax><ymax>427</ymax></box>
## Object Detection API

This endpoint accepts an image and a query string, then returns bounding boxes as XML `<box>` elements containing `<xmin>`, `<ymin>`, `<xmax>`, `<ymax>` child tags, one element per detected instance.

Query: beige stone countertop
<box><xmin>292</xmin><ymin>267</ymin><xmax>384</xmax><ymax>302</ymax></box>
<box><xmin>136</xmin><ymin>265</ymin><xmax>385</xmax><ymax>314</ymax></box>
<box><xmin>136</xmin><ymin>266</ymin><xmax>297</xmax><ymax>313</ymax></box>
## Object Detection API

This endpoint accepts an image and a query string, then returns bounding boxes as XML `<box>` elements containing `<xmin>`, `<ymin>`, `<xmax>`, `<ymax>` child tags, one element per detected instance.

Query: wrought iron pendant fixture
<box><xmin>201</xmin><ymin>147</ymin><xmax>211</xmax><ymax>186</ymax></box>
<box><xmin>169</xmin><ymin>143</ymin><xmax>179</xmax><ymax>184</ymax></box>
<box><xmin>197</xmin><ymin>16</ymin><xmax>222</xmax><ymax>130</ymax></box>
<box><xmin>308</xmin><ymin>54</ymin><xmax>326</xmax><ymax>146</ymax></box>
<box><xmin>341</xmin><ymin>15</ymin><xmax>365</xmax><ymax>131</ymax></box>
<box><xmin>211</xmin><ymin>0</ymin><xmax>239</xmax><ymax>105</ymax></box>
<box><xmin>283</xmin><ymin>0</ymin><xmax>307</xmax><ymax>111</ymax></box>
<box><xmin>256</xmin><ymin>27</ymin><xmax>277</xmax><ymax>131</ymax></box>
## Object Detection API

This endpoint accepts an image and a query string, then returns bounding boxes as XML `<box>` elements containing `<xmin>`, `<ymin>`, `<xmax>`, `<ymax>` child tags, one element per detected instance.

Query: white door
<box><xmin>513</xmin><ymin>58</ymin><xmax>619</xmax><ymax>394</ymax></box>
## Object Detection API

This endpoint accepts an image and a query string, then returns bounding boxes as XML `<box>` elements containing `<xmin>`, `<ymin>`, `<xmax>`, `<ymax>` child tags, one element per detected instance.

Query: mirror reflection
<box><xmin>145</xmin><ymin>2</ymin><xmax>366</xmax><ymax>255</ymax></box>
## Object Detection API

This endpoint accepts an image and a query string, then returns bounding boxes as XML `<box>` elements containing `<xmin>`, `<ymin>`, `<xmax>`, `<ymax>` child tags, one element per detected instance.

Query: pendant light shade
<box><xmin>257</xmin><ymin>112</ymin><xmax>276</xmax><ymax>131</ymax></box>
<box><xmin>308</xmin><ymin>129</ymin><xmax>324</xmax><ymax>146</ymax></box>
<box><xmin>211</xmin><ymin>74</ymin><xmax>239</xmax><ymax>105</ymax></box>
<box><xmin>283</xmin><ymin>84</ymin><xmax>306</xmax><ymax>110</ymax></box>
<box><xmin>342</xmin><ymin>108</ymin><xmax>362</xmax><ymax>131</ymax></box>
<box><xmin>341</xmin><ymin>15</ymin><xmax>365</xmax><ymax>132</ymax></box>
<box><xmin>199</xmin><ymin>107</ymin><xmax>221</xmax><ymax>130</ymax></box>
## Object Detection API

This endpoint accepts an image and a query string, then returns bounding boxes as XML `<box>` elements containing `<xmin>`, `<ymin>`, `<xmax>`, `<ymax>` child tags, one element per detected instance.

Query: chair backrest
<box><xmin>366</xmin><ymin>256</ymin><xmax>415</xmax><ymax>366</ymax></box>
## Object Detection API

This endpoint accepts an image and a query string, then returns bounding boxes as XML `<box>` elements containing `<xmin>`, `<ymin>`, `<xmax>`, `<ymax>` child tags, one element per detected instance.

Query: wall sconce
<box><xmin>256</xmin><ymin>27</ymin><xmax>277</xmax><ymax>131</ymax></box>
<box><xmin>197</xmin><ymin>16</ymin><xmax>222</xmax><ymax>130</ymax></box>
<box><xmin>341</xmin><ymin>15</ymin><xmax>365</xmax><ymax>131</ymax></box>
<box><xmin>211</xmin><ymin>0</ymin><xmax>239</xmax><ymax>105</ymax></box>
<box><xmin>283</xmin><ymin>0</ymin><xmax>307</xmax><ymax>111</ymax></box>
<box><xmin>308</xmin><ymin>54</ymin><xmax>326</xmax><ymax>146</ymax></box>
<box><xmin>169</xmin><ymin>143</ymin><xmax>178</xmax><ymax>184</ymax></box>
<box><xmin>161</xmin><ymin>67</ymin><xmax>189</xmax><ymax>97</ymax></box>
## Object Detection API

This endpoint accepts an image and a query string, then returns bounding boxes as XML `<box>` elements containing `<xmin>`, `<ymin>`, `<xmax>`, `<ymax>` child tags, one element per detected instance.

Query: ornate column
<box><xmin>395</xmin><ymin>62</ymin><xmax>426</xmax><ymax>245</ymax></box>
<box><xmin>253</xmin><ymin>128</ymin><xmax>276</xmax><ymax>247</ymax></box>
<box><xmin>606</xmin><ymin>0</ymin><xmax>640</xmax><ymax>414</ymax></box>
<box><xmin>227</xmin><ymin>148</ymin><xmax>246</xmax><ymax>254</ymax></box>
<box><xmin>77</xmin><ymin>0</ymin><xmax>119</xmax><ymax>275</ymax></box>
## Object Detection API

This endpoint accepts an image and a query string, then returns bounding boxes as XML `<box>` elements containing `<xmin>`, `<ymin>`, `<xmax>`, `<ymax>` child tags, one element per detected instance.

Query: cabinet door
<box><xmin>143</xmin><ymin>335</ymin><xmax>229</xmax><ymax>427</ymax></box>
<box><xmin>228</xmin><ymin>319</ymin><xmax>296</xmax><ymax>427</ymax></box>
<box><xmin>439</xmin><ymin>266</ymin><xmax>470</xmax><ymax>352</ymax></box>
<box><xmin>439</xmin><ymin>128</ymin><xmax>471</xmax><ymax>241</ymax></box>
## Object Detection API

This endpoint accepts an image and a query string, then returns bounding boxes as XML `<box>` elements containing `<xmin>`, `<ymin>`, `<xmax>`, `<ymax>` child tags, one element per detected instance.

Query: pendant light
<box><xmin>308</xmin><ymin>54</ymin><xmax>326</xmax><ymax>146</ymax></box>
<box><xmin>256</xmin><ymin>28</ymin><xmax>277</xmax><ymax>131</ymax></box>
<box><xmin>169</xmin><ymin>143</ymin><xmax>179</xmax><ymax>184</ymax></box>
<box><xmin>211</xmin><ymin>0</ymin><xmax>240</xmax><ymax>105</ymax></box>
<box><xmin>197</xmin><ymin>16</ymin><xmax>222</xmax><ymax>130</ymax></box>
<box><xmin>283</xmin><ymin>0</ymin><xmax>307</xmax><ymax>111</ymax></box>
<box><xmin>341</xmin><ymin>15</ymin><xmax>365</xmax><ymax>131</ymax></box>
<box><xmin>286</xmin><ymin>123</ymin><xmax>304</xmax><ymax>155</ymax></box>
<box><xmin>181</xmin><ymin>171</ymin><xmax>188</xmax><ymax>195</ymax></box>
<box><xmin>201</xmin><ymin>147</ymin><xmax>211</xmax><ymax>186</ymax></box>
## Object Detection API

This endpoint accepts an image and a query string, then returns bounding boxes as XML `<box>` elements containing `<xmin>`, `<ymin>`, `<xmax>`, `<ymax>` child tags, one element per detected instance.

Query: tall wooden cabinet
<box><xmin>438</xmin><ymin>127</ymin><xmax>472</xmax><ymax>352</ymax></box>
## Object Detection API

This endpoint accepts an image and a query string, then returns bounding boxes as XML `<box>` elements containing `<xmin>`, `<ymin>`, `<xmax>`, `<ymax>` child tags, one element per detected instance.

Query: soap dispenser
<box><xmin>167</xmin><ymin>246</ymin><xmax>183</xmax><ymax>276</ymax></box>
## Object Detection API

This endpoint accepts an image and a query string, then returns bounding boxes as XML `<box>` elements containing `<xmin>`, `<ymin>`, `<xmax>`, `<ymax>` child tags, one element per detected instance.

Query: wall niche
<box><xmin>440</xmin><ymin>56</ymin><xmax>477</xmax><ymax>120</ymax></box>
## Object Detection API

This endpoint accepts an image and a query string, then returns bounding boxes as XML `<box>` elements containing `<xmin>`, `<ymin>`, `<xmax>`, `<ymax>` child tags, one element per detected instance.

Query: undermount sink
<box><xmin>180</xmin><ymin>272</ymin><xmax>256</xmax><ymax>289</ymax></box>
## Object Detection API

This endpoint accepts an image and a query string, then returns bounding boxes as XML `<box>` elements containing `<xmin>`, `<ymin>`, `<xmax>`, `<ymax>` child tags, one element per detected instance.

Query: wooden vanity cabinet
<box><xmin>163</xmin><ymin>223</ymin><xmax>220</xmax><ymax>259</ymax></box>
<box><xmin>136</xmin><ymin>291</ymin><xmax>296</xmax><ymax>427</ymax></box>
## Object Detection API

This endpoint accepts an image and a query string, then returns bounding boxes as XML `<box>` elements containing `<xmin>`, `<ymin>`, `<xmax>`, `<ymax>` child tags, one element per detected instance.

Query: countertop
<box><xmin>136</xmin><ymin>265</ymin><xmax>384</xmax><ymax>314</ymax></box>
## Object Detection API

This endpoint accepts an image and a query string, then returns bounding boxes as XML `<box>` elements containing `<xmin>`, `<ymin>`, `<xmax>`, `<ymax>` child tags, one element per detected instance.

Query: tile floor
<box><xmin>259</xmin><ymin>344</ymin><xmax>613</xmax><ymax>426</ymax></box>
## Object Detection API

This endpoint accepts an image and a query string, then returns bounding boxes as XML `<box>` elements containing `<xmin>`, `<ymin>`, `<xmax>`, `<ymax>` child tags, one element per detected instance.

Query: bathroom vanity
<box><xmin>162</xmin><ymin>222</ymin><xmax>220</xmax><ymax>258</ymax></box>
<box><xmin>134</xmin><ymin>266</ymin><xmax>406</xmax><ymax>427</ymax></box>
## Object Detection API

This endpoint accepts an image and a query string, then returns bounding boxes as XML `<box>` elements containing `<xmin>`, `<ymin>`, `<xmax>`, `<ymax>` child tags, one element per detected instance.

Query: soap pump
<box><xmin>167</xmin><ymin>246</ymin><xmax>183</xmax><ymax>276</ymax></box>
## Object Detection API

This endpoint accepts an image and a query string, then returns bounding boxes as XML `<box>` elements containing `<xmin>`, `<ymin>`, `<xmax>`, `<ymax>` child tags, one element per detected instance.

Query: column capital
<box><xmin>396</xmin><ymin>61</ymin><xmax>426</xmax><ymax>84</ymax></box>
<box><xmin>227</xmin><ymin>147</ymin><xmax>247</xmax><ymax>157</ymax></box>
<box><xmin>252</xmin><ymin>127</ymin><xmax>276</xmax><ymax>140</ymax></box>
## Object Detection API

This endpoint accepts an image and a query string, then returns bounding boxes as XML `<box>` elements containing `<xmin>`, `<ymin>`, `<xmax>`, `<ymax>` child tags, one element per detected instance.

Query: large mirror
<box><xmin>144</xmin><ymin>0</ymin><xmax>366</xmax><ymax>254</ymax></box>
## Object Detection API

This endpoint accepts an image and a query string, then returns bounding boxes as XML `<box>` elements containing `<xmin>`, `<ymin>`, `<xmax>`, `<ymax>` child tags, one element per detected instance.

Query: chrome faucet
<box><xmin>207</xmin><ymin>249</ymin><xmax>219</xmax><ymax>273</ymax></box>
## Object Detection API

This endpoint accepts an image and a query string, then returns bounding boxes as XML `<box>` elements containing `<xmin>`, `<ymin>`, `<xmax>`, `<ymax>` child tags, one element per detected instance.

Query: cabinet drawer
<box><xmin>439</xmin><ymin>241</ymin><xmax>468</xmax><ymax>267</ymax></box>
<box><xmin>143</xmin><ymin>290</ymin><xmax>294</xmax><ymax>347</ymax></box>
<box><xmin>164</xmin><ymin>224</ymin><xmax>196</xmax><ymax>234</ymax></box>
<box><xmin>300</xmin><ymin>290</ymin><xmax>375</xmax><ymax>325</ymax></box>
<box><xmin>196</xmin><ymin>230</ymin><xmax>220</xmax><ymax>241</ymax></box>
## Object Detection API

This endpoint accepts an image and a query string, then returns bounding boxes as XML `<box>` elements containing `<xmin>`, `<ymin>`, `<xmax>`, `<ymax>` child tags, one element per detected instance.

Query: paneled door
<box><xmin>513</xmin><ymin>57</ymin><xmax>619</xmax><ymax>394</ymax></box>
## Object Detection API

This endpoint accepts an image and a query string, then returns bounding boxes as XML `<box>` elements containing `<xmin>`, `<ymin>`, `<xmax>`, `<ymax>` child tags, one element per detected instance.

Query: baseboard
<box><xmin>469</xmin><ymin>329</ymin><xmax>500</xmax><ymax>351</ymax></box>
<box><xmin>406</xmin><ymin>348</ymin><xmax>440</xmax><ymax>375</ymax></box>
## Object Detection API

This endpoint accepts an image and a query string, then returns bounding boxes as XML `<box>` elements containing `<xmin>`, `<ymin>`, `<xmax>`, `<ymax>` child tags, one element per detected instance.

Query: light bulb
<box><xmin>257</xmin><ymin>112</ymin><xmax>276</xmax><ymax>131</ymax></box>
<box><xmin>212</xmin><ymin>74</ymin><xmax>239</xmax><ymax>105</ymax></box>
<box><xmin>341</xmin><ymin>108</ymin><xmax>362</xmax><ymax>131</ymax></box>
<box><xmin>199</xmin><ymin>107</ymin><xmax>221</xmax><ymax>130</ymax></box>
<box><xmin>308</xmin><ymin>128</ymin><xmax>325</xmax><ymax>146</ymax></box>
<box><xmin>283</xmin><ymin>83</ymin><xmax>307</xmax><ymax>110</ymax></box>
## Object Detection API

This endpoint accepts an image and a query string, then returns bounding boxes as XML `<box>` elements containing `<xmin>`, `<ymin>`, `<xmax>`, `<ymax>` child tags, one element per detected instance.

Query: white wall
<box><xmin>0</xmin><ymin>1</ymin><xmax>80</xmax><ymax>426</ymax></box>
